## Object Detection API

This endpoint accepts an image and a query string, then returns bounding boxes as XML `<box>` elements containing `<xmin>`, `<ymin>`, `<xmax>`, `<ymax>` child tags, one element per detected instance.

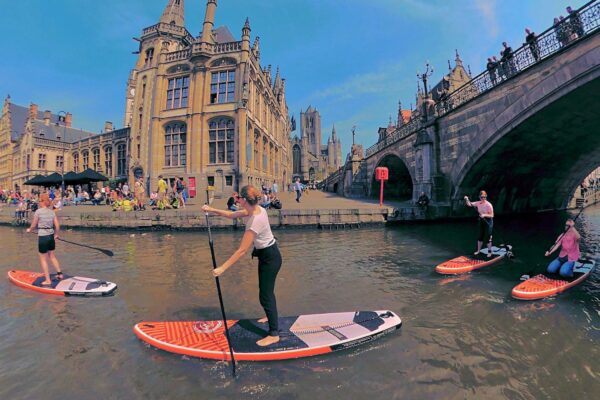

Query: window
<box><xmin>293</xmin><ymin>145</ymin><xmax>301</xmax><ymax>174</ymax></box>
<box><xmin>207</xmin><ymin>176</ymin><xmax>214</xmax><ymax>186</ymax></box>
<box><xmin>208</xmin><ymin>118</ymin><xmax>234</xmax><ymax>164</ymax></box>
<box><xmin>117</xmin><ymin>144</ymin><xmax>127</xmax><ymax>176</ymax></box>
<box><xmin>226</xmin><ymin>176</ymin><xmax>233</xmax><ymax>186</ymax></box>
<box><xmin>166</xmin><ymin>76</ymin><xmax>189</xmax><ymax>109</ymax></box>
<box><xmin>254</xmin><ymin>134</ymin><xmax>260</xmax><ymax>169</ymax></box>
<box><xmin>82</xmin><ymin>151</ymin><xmax>89</xmax><ymax>170</ymax></box>
<box><xmin>56</xmin><ymin>155</ymin><xmax>64</xmax><ymax>169</ymax></box>
<box><xmin>38</xmin><ymin>153</ymin><xmax>46</xmax><ymax>169</ymax></box>
<box><xmin>144</xmin><ymin>48</ymin><xmax>154</xmax><ymax>66</ymax></box>
<box><xmin>164</xmin><ymin>123</ymin><xmax>187</xmax><ymax>166</ymax></box>
<box><xmin>104</xmin><ymin>147</ymin><xmax>112</xmax><ymax>176</ymax></box>
<box><xmin>73</xmin><ymin>153</ymin><xmax>79</xmax><ymax>172</ymax></box>
<box><xmin>263</xmin><ymin>139</ymin><xmax>268</xmax><ymax>171</ymax></box>
<box><xmin>93</xmin><ymin>148</ymin><xmax>100</xmax><ymax>171</ymax></box>
<box><xmin>210</xmin><ymin>70</ymin><xmax>235</xmax><ymax>104</ymax></box>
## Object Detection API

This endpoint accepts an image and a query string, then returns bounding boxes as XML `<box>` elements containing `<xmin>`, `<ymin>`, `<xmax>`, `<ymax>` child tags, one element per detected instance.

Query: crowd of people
<box><xmin>486</xmin><ymin>6</ymin><xmax>586</xmax><ymax>87</ymax></box>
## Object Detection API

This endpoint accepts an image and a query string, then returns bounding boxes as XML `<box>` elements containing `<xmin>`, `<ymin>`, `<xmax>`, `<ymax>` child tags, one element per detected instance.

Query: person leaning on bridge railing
<box><xmin>524</xmin><ymin>28</ymin><xmax>540</xmax><ymax>61</ymax></box>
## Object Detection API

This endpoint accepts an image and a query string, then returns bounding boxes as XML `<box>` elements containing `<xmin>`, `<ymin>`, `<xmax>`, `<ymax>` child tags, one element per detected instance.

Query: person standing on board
<box><xmin>26</xmin><ymin>193</ymin><xmax>63</xmax><ymax>286</ymax></box>
<box><xmin>464</xmin><ymin>190</ymin><xmax>495</xmax><ymax>258</ymax></box>
<box><xmin>545</xmin><ymin>218</ymin><xmax>580</xmax><ymax>278</ymax></box>
<box><xmin>202</xmin><ymin>185</ymin><xmax>282</xmax><ymax>347</ymax></box>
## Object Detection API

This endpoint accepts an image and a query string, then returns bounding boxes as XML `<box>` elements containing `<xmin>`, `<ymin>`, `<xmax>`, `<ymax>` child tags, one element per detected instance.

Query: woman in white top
<box><xmin>464</xmin><ymin>190</ymin><xmax>495</xmax><ymax>257</ymax></box>
<box><xmin>202</xmin><ymin>185</ymin><xmax>282</xmax><ymax>347</ymax></box>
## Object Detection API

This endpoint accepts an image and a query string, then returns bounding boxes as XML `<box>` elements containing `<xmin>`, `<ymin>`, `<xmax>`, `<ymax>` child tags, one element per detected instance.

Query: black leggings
<box><xmin>254</xmin><ymin>243</ymin><xmax>282</xmax><ymax>336</ymax></box>
<box><xmin>478</xmin><ymin>217</ymin><xmax>493</xmax><ymax>243</ymax></box>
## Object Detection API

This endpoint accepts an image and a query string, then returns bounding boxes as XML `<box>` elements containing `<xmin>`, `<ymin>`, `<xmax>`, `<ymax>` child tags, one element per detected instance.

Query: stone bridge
<box><xmin>326</xmin><ymin>1</ymin><xmax>600</xmax><ymax>216</ymax></box>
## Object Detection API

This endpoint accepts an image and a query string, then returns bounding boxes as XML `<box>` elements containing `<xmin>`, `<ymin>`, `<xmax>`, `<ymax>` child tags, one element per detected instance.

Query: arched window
<box><xmin>254</xmin><ymin>131</ymin><xmax>260</xmax><ymax>169</ymax></box>
<box><xmin>117</xmin><ymin>143</ymin><xmax>127</xmax><ymax>176</ymax></box>
<box><xmin>144</xmin><ymin>48</ymin><xmax>154</xmax><ymax>66</ymax></box>
<box><xmin>72</xmin><ymin>152</ymin><xmax>79</xmax><ymax>173</ymax></box>
<box><xmin>82</xmin><ymin>151</ymin><xmax>89</xmax><ymax>170</ymax></box>
<box><xmin>92</xmin><ymin>148</ymin><xmax>100</xmax><ymax>171</ymax></box>
<box><xmin>104</xmin><ymin>147</ymin><xmax>112</xmax><ymax>176</ymax></box>
<box><xmin>293</xmin><ymin>145</ymin><xmax>301</xmax><ymax>175</ymax></box>
<box><xmin>164</xmin><ymin>123</ymin><xmax>186</xmax><ymax>166</ymax></box>
<box><xmin>208</xmin><ymin>118</ymin><xmax>234</xmax><ymax>164</ymax></box>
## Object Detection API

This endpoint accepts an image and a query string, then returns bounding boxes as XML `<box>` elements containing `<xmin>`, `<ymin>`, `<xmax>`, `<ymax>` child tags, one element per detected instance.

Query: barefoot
<box><xmin>473</xmin><ymin>251</ymin><xmax>480</xmax><ymax>255</ymax></box>
<box><xmin>257</xmin><ymin>317</ymin><xmax>268</xmax><ymax>323</ymax></box>
<box><xmin>256</xmin><ymin>335</ymin><xmax>280</xmax><ymax>347</ymax></box>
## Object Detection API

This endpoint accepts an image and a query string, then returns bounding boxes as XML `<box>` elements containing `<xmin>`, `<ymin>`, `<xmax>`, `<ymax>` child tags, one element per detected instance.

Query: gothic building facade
<box><xmin>290</xmin><ymin>106</ymin><xmax>342</xmax><ymax>182</ymax></box>
<box><xmin>125</xmin><ymin>0</ymin><xmax>291</xmax><ymax>196</ymax></box>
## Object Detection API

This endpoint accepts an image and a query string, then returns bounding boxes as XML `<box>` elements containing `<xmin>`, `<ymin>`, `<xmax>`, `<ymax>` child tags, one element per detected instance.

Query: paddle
<box><xmin>58</xmin><ymin>238</ymin><xmax>114</xmax><ymax>257</ymax></box>
<box><xmin>521</xmin><ymin>207</ymin><xmax>586</xmax><ymax>280</ymax></box>
<box><xmin>204</xmin><ymin>186</ymin><xmax>237</xmax><ymax>377</ymax></box>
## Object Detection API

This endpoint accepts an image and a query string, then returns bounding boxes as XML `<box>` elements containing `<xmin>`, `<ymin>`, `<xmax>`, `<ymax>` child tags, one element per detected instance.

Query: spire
<box><xmin>448</xmin><ymin>59</ymin><xmax>452</xmax><ymax>72</ymax></box>
<box><xmin>160</xmin><ymin>0</ymin><xmax>185</xmax><ymax>26</ymax></box>
<box><xmin>397</xmin><ymin>100</ymin><xmax>403</xmax><ymax>127</ymax></box>
<box><xmin>200</xmin><ymin>0</ymin><xmax>217</xmax><ymax>44</ymax></box>
<box><xmin>332</xmin><ymin>124</ymin><xmax>337</xmax><ymax>141</ymax></box>
<box><xmin>242</xmin><ymin>17</ymin><xmax>251</xmax><ymax>38</ymax></box>
<box><xmin>455</xmin><ymin>49</ymin><xmax>463</xmax><ymax>68</ymax></box>
<box><xmin>252</xmin><ymin>36</ymin><xmax>260</xmax><ymax>59</ymax></box>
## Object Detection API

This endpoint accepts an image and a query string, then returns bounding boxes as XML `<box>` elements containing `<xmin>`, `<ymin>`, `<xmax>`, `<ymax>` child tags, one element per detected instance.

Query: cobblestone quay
<box><xmin>0</xmin><ymin>191</ymin><xmax>429</xmax><ymax>231</ymax></box>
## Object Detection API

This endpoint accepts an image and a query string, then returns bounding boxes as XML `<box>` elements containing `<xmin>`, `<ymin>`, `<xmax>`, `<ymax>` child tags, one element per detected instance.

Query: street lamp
<box><xmin>417</xmin><ymin>62</ymin><xmax>434</xmax><ymax>120</ymax></box>
<box><xmin>56</xmin><ymin>111</ymin><xmax>67</xmax><ymax>197</ymax></box>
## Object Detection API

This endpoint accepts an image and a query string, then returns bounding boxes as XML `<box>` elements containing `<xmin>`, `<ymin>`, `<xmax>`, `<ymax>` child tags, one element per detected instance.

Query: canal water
<box><xmin>1</xmin><ymin>205</ymin><xmax>599</xmax><ymax>399</ymax></box>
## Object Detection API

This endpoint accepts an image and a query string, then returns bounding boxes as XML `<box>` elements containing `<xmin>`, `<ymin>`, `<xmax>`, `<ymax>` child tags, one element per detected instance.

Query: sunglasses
<box><xmin>480</xmin><ymin>196</ymin><xmax>487</xmax><ymax>199</ymax></box>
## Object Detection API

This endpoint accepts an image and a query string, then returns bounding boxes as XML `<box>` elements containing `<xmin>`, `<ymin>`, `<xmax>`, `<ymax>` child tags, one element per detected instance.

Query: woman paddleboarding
<box><xmin>464</xmin><ymin>190</ymin><xmax>494</xmax><ymax>258</ymax></box>
<box><xmin>202</xmin><ymin>185</ymin><xmax>282</xmax><ymax>347</ymax></box>
<box><xmin>26</xmin><ymin>193</ymin><xmax>63</xmax><ymax>286</ymax></box>
<box><xmin>545</xmin><ymin>218</ymin><xmax>580</xmax><ymax>278</ymax></box>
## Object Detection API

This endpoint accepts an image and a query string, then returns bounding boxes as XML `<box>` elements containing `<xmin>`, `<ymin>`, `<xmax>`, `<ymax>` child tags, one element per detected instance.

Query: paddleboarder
<box><xmin>26</xmin><ymin>193</ymin><xmax>63</xmax><ymax>286</ymax></box>
<box><xmin>202</xmin><ymin>185</ymin><xmax>282</xmax><ymax>347</ymax></box>
<box><xmin>544</xmin><ymin>218</ymin><xmax>580</xmax><ymax>278</ymax></box>
<box><xmin>464</xmin><ymin>190</ymin><xmax>495</xmax><ymax>258</ymax></box>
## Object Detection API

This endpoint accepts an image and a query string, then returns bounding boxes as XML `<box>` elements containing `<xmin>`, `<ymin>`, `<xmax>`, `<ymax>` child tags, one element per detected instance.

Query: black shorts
<box><xmin>477</xmin><ymin>218</ymin><xmax>493</xmax><ymax>242</ymax></box>
<box><xmin>38</xmin><ymin>234</ymin><xmax>56</xmax><ymax>254</ymax></box>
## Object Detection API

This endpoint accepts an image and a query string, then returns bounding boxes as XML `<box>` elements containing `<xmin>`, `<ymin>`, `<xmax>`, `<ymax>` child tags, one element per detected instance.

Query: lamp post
<box><xmin>56</xmin><ymin>111</ymin><xmax>67</xmax><ymax>197</ymax></box>
<box><xmin>417</xmin><ymin>62</ymin><xmax>434</xmax><ymax>120</ymax></box>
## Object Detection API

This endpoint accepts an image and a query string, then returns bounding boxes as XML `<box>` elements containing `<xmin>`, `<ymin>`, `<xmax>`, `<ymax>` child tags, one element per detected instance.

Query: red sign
<box><xmin>188</xmin><ymin>177</ymin><xmax>197</xmax><ymax>198</ymax></box>
<box><xmin>375</xmin><ymin>167</ymin><xmax>389</xmax><ymax>181</ymax></box>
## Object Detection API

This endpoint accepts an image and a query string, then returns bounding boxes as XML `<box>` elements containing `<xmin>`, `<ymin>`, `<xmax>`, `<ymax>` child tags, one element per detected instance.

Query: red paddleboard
<box><xmin>7</xmin><ymin>270</ymin><xmax>117</xmax><ymax>297</ymax></box>
<box><xmin>512</xmin><ymin>259</ymin><xmax>595</xmax><ymax>300</ymax></box>
<box><xmin>435</xmin><ymin>246</ymin><xmax>512</xmax><ymax>275</ymax></box>
<box><xmin>134</xmin><ymin>310</ymin><xmax>401</xmax><ymax>361</ymax></box>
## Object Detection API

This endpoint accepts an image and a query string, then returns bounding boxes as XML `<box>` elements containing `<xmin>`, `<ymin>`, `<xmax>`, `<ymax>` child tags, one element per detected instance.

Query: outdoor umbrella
<box><xmin>40</xmin><ymin>172</ymin><xmax>64</xmax><ymax>187</ymax></box>
<box><xmin>23</xmin><ymin>175</ymin><xmax>48</xmax><ymax>185</ymax></box>
<box><xmin>74</xmin><ymin>168</ymin><xmax>109</xmax><ymax>184</ymax></box>
<box><xmin>62</xmin><ymin>171</ymin><xmax>80</xmax><ymax>185</ymax></box>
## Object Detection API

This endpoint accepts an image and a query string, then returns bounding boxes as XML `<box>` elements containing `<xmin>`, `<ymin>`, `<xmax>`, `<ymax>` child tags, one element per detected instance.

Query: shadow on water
<box><xmin>0</xmin><ymin>205</ymin><xmax>599</xmax><ymax>399</ymax></box>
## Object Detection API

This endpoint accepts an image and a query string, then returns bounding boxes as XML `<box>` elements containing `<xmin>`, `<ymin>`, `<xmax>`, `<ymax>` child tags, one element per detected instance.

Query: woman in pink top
<box><xmin>464</xmin><ymin>190</ymin><xmax>495</xmax><ymax>257</ymax></box>
<box><xmin>545</xmin><ymin>218</ymin><xmax>580</xmax><ymax>278</ymax></box>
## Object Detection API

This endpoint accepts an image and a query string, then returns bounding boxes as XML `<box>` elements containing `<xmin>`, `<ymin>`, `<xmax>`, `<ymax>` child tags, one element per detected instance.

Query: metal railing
<box><xmin>365</xmin><ymin>0</ymin><xmax>600</xmax><ymax>158</ymax></box>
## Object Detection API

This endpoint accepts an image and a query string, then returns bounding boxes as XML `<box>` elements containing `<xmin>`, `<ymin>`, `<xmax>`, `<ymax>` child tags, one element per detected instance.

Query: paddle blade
<box><xmin>206</xmin><ymin>186</ymin><xmax>215</xmax><ymax>206</ymax></box>
<box><xmin>101</xmin><ymin>249</ymin><xmax>115</xmax><ymax>257</ymax></box>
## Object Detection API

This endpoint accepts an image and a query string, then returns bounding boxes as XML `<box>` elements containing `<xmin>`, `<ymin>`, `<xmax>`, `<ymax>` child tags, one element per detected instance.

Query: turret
<box><xmin>242</xmin><ymin>17</ymin><xmax>251</xmax><ymax>47</ymax></box>
<box><xmin>200</xmin><ymin>0</ymin><xmax>217</xmax><ymax>44</ymax></box>
<box><xmin>160</xmin><ymin>0</ymin><xmax>185</xmax><ymax>27</ymax></box>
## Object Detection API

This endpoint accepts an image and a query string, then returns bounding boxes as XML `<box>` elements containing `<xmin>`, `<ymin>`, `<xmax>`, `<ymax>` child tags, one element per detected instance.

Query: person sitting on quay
<box><xmin>260</xmin><ymin>190</ymin><xmax>272</xmax><ymax>209</ymax></box>
<box><xmin>227</xmin><ymin>192</ymin><xmax>240</xmax><ymax>211</ymax></box>
<box><xmin>149</xmin><ymin>191</ymin><xmax>158</xmax><ymax>207</ymax></box>
<box><xmin>91</xmin><ymin>189</ymin><xmax>103</xmax><ymax>206</ymax></box>
<box><xmin>417</xmin><ymin>192</ymin><xmax>430</xmax><ymax>210</ymax></box>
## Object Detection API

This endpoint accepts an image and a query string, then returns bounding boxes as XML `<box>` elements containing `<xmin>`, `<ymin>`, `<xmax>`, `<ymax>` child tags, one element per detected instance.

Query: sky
<box><xmin>0</xmin><ymin>0</ymin><xmax>588</xmax><ymax>156</ymax></box>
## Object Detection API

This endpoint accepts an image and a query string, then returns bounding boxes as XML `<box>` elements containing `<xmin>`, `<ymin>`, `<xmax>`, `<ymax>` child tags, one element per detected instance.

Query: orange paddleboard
<box><xmin>435</xmin><ymin>246</ymin><xmax>512</xmax><ymax>275</ymax></box>
<box><xmin>8</xmin><ymin>270</ymin><xmax>117</xmax><ymax>297</ymax></box>
<box><xmin>512</xmin><ymin>259</ymin><xmax>595</xmax><ymax>300</ymax></box>
<box><xmin>134</xmin><ymin>310</ymin><xmax>401</xmax><ymax>361</ymax></box>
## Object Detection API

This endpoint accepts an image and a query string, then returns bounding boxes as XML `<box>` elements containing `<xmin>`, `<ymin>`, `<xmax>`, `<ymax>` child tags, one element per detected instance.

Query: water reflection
<box><xmin>0</xmin><ymin>205</ymin><xmax>598</xmax><ymax>399</ymax></box>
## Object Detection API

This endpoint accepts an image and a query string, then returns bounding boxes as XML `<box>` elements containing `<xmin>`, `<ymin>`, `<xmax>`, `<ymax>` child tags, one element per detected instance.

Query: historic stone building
<box><xmin>125</xmin><ymin>0</ymin><xmax>291</xmax><ymax>196</ymax></box>
<box><xmin>0</xmin><ymin>96</ymin><xmax>129</xmax><ymax>191</ymax></box>
<box><xmin>290</xmin><ymin>106</ymin><xmax>342</xmax><ymax>182</ymax></box>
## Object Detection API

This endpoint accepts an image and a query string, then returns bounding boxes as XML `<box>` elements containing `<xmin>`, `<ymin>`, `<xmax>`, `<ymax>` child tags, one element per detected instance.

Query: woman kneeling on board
<box><xmin>26</xmin><ymin>193</ymin><xmax>63</xmax><ymax>286</ymax></box>
<box><xmin>464</xmin><ymin>190</ymin><xmax>494</xmax><ymax>258</ymax></box>
<box><xmin>545</xmin><ymin>218</ymin><xmax>580</xmax><ymax>278</ymax></box>
<box><xmin>202</xmin><ymin>185</ymin><xmax>282</xmax><ymax>347</ymax></box>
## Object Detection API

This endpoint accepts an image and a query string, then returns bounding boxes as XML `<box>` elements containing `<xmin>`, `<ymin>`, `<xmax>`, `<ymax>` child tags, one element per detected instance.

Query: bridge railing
<box><xmin>435</xmin><ymin>0</ymin><xmax>600</xmax><ymax>116</ymax></box>
<box><xmin>366</xmin><ymin>0</ymin><xmax>599</xmax><ymax>159</ymax></box>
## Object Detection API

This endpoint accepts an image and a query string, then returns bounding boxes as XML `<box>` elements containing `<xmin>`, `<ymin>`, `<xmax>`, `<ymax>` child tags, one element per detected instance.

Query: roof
<box><xmin>213</xmin><ymin>26</ymin><xmax>236</xmax><ymax>43</ymax></box>
<box><xmin>31</xmin><ymin>120</ymin><xmax>96</xmax><ymax>143</ymax></box>
<box><xmin>400</xmin><ymin>110</ymin><xmax>412</xmax><ymax>123</ymax></box>
<box><xmin>8</xmin><ymin>104</ymin><xmax>61</xmax><ymax>141</ymax></box>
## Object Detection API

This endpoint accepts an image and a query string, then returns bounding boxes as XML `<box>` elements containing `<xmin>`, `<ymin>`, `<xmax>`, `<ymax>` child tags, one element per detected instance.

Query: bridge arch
<box><xmin>370</xmin><ymin>152</ymin><xmax>413</xmax><ymax>201</ymax></box>
<box><xmin>454</xmin><ymin>75</ymin><xmax>600</xmax><ymax>213</ymax></box>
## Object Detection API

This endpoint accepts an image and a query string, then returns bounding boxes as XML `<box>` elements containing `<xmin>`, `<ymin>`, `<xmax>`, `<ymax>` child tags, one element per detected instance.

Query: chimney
<box><xmin>29</xmin><ymin>103</ymin><xmax>38</xmax><ymax>120</ymax></box>
<box><xmin>104</xmin><ymin>121</ymin><xmax>113</xmax><ymax>132</ymax></box>
<box><xmin>43</xmin><ymin>110</ymin><xmax>51</xmax><ymax>126</ymax></box>
<box><xmin>65</xmin><ymin>112</ymin><xmax>72</xmax><ymax>128</ymax></box>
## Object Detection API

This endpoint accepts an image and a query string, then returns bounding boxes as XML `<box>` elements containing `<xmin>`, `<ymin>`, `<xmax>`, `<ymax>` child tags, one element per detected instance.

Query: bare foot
<box><xmin>473</xmin><ymin>251</ymin><xmax>480</xmax><ymax>255</ymax></box>
<box><xmin>256</xmin><ymin>335</ymin><xmax>279</xmax><ymax>347</ymax></box>
<box><xmin>257</xmin><ymin>317</ymin><xmax>268</xmax><ymax>323</ymax></box>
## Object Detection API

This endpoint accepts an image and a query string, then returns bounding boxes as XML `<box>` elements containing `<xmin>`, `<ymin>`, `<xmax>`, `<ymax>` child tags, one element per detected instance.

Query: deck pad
<box><xmin>8</xmin><ymin>270</ymin><xmax>117</xmax><ymax>296</ymax></box>
<box><xmin>512</xmin><ymin>259</ymin><xmax>595</xmax><ymax>300</ymax></box>
<box><xmin>134</xmin><ymin>310</ymin><xmax>401</xmax><ymax>361</ymax></box>
<box><xmin>435</xmin><ymin>246</ymin><xmax>511</xmax><ymax>275</ymax></box>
